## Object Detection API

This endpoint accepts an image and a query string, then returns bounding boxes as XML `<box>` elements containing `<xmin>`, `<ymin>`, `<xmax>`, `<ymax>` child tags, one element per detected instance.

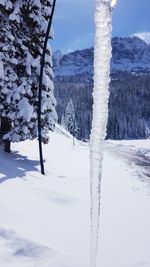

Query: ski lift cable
<box><xmin>38</xmin><ymin>0</ymin><xmax>56</xmax><ymax>175</ymax></box>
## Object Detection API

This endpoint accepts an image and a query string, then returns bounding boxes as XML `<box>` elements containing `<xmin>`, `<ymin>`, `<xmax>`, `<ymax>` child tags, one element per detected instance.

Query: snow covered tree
<box><xmin>0</xmin><ymin>0</ymin><xmax>16</xmax><ymax>151</ymax></box>
<box><xmin>62</xmin><ymin>99</ymin><xmax>79</xmax><ymax>145</ymax></box>
<box><xmin>0</xmin><ymin>0</ymin><xmax>57</xmax><ymax>148</ymax></box>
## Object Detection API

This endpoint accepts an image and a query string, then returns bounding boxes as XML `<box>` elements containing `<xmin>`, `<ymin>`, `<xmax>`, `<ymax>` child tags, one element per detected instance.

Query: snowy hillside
<box><xmin>1</xmin><ymin>127</ymin><xmax>150</xmax><ymax>267</ymax></box>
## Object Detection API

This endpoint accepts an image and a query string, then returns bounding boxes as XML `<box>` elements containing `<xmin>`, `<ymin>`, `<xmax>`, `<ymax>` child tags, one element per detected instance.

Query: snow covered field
<box><xmin>0</xmin><ymin>127</ymin><xmax>150</xmax><ymax>267</ymax></box>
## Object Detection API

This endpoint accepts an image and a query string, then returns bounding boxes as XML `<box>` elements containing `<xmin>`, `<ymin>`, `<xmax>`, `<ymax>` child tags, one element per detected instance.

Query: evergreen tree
<box><xmin>0</xmin><ymin>0</ymin><xmax>57</xmax><ymax>145</ymax></box>
<box><xmin>62</xmin><ymin>99</ymin><xmax>79</xmax><ymax>144</ymax></box>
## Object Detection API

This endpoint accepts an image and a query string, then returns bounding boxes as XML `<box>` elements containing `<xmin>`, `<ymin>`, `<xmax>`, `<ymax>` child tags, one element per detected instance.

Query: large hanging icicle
<box><xmin>90</xmin><ymin>1</ymin><xmax>117</xmax><ymax>267</ymax></box>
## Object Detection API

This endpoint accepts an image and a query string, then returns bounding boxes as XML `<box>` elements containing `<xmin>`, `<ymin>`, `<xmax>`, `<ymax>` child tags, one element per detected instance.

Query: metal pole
<box><xmin>38</xmin><ymin>0</ymin><xmax>56</xmax><ymax>175</ymax></box>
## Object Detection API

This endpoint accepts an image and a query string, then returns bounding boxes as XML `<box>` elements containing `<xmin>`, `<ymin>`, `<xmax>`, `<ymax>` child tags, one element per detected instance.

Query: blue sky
<box><xmin>52</xmin><ymin>0</ymin><xmax>150</xmax><ymax>53</ymax></box>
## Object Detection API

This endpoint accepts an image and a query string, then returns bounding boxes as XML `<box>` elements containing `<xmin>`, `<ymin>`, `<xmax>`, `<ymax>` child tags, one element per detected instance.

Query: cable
<box><xmin>38</xmin><ymin>0</ymin><xmax>56</xmax><ymax>175</ymax></box>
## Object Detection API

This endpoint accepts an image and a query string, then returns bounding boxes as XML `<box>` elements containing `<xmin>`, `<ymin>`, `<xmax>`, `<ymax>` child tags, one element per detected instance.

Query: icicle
<box><xmin>111</xmin><ymin>0</ymin><xmax>117</xmax><ymax>8</ymax></box>
<box><xmin>90</xmin><ymin>0</ymin><xmax>117</xmax><ymax>267</ymax></box>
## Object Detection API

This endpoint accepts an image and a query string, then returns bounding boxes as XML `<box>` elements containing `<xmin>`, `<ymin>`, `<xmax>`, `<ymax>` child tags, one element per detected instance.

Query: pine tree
<box><xmin>62</xmin><ymin>99</ymin><xmax>79</xmax><ymax>145</ymax></box>
<box><xmin>0</xmin><ymin>0</ymin><xmax>17</xmax><ymax>151</ymax></box>
<box><xmin>0</xmin><ymin>0</ymin><xmax>57</xmax><ymax>146</ymax></box>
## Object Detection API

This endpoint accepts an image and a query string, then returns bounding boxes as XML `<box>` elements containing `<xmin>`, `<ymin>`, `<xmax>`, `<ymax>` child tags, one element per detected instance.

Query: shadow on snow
<box><xmin>0</xmin><ymin>149</ymin><xmax>39</xmax><ymax>183</ymax></box>
<box><xmin>0</xmin><ymin>228</ymin><xmax>54</xmax><ymax>259</ymax></box>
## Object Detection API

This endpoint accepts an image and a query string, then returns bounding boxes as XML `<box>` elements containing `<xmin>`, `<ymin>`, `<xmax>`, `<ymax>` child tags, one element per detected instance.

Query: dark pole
<box><xmin>38</xmin><ymin>0</ymin><xmax>56</xmax><ymax>175</ymax></box>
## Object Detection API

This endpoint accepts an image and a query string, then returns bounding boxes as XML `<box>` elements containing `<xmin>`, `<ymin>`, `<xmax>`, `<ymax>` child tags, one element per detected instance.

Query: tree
<box><xmin>62</xmin><ymin>98</ymin><xmax>79</xmax><ymax>145</ymax></box>
<box><xmin>0</xmin><ymin>0</ymin><xmax>57</xmax><ymax>151</ymax></box>
<box><xmin>0</xmin><ymin>0</ymin><xmax>17</xmax><ymax>151</ymax></box>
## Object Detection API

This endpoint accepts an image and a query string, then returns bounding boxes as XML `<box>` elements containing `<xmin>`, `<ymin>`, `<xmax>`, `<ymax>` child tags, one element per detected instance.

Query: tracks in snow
<box><xmin>105</xmin><ymin>142</ymin><xmax>150</xmax><ymax>185</ymax></box>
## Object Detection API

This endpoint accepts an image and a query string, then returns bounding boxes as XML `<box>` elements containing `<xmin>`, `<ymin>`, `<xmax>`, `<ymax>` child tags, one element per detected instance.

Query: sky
<box><xmin>51</xmin><ymin>0</ymin><xmax>150</xmax><ymax>53</ymax></box>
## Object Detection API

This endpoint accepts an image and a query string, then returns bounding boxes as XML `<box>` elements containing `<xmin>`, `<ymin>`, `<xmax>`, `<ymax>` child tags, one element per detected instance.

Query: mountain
<box><xmin>52</xmin><ymin>49</ymin><xmax>63</xmax><ymax>67</ymax></box>
<box><xmin>53</xmin><ymin>36</ymin><xmax>150</xmax><ymax>140</ymax></box>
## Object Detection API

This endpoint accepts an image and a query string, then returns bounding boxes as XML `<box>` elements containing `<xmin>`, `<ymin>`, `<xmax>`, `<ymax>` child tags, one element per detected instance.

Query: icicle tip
<box><xmin>111</xmin><ymin>0</ymin><xmax>117</xmax><ymax>8</ymax></box>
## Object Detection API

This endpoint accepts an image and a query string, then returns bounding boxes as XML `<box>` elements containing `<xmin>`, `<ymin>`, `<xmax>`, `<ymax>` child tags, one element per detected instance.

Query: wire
<box><xmin>38</xmin><ymin>0</ymin><xmax>56</xmax><ymax>175</ymax></box>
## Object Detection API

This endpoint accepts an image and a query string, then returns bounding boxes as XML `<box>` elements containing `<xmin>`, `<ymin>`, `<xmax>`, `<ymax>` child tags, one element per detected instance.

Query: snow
<box><xmin>17</xmin><ymin>98</ymin><xmax>34</xmax><ymax>122</ymax></box>
<box><xmin>0</xmin><ymin>0</ymin><xmax>12</xmax><ymax>10</ymax></box>
<box><xmin>133</xmin><ymin>32</ymin><xmax>150</xmax><ymax>45</ymax></box>
<box><xmin>0</xmin><ymin>127</ymin><xmax>90</xmax><ymax>267</ymax></box>
<box><xmin>97</xmin><ymin>142</ymin><xmax>150</xmax><ymax>267</ymax></box>
<box><xmin>1</xmin><ymin>127</ymin><xmax>150</xmax><ymax>267</ymax></box>
<box><xmin>0</xmin><ymin>60</ymin><xmax>4</xmax><ymax>80</ymax></box>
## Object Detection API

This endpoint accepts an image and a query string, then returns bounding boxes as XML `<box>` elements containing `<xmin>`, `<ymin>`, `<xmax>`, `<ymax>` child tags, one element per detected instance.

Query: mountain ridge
<box><xmin>53</xmin><ymin>36</ymin><xmax>150</xmax><ymax>75</ymax></box>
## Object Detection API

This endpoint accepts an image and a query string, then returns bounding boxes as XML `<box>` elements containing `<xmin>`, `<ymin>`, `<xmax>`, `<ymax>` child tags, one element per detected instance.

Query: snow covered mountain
<box><xmin>53</xmin><ymin>36</ymin><xmax>150</xmax><ymax>140</ymax></box>
<box><xmin>111</xmin><ymin>37</ymin><xmax>150</xmax><ymax>71</ymax></box>
<box><xmin>1</xmin><ymin>126</ymin><xmax>150</xmax><ymax>267</ymax></box>
<box><xmin>53</xmin><ymin>48</ymin><xmax>93</xmax><ymax>76</ymax></box>
<box><xmin>53</xmin><ymin>36</ymin><xmax>150</xmax><ymax>75</ymax></box>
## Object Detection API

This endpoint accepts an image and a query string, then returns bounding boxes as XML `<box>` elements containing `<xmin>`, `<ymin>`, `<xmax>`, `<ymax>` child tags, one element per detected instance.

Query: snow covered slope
<box><xmin>0</xmin><ymin>128</ymin><xmax>150</xmax><ymax>267</ymax></box>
